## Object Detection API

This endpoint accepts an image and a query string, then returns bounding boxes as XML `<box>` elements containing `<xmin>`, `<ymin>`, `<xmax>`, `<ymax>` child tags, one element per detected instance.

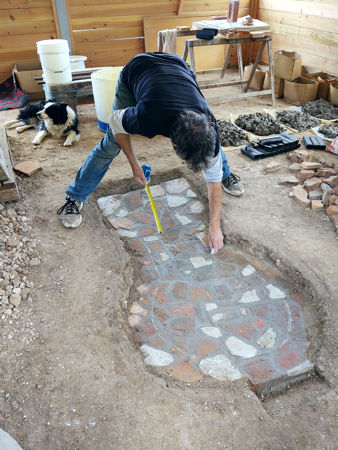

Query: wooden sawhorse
<box><xmin>182</xmin><ymin>34</ymin><xmax>275</xmax><ymax>105</ymax></box>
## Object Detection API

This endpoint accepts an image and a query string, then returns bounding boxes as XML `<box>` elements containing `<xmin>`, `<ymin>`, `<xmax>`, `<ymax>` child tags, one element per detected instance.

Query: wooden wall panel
<box><xmin>256</xmin><ymin>0</ymin><xmax>338</xmax><ymax>76</ymax></box>
<box><xmin>0</xmin><ymin>0</ymin><xmax>58</xmax><ymax>82</ymax></box>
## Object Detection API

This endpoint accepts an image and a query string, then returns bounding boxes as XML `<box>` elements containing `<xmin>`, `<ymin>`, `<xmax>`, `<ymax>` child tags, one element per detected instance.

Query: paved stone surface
<box><xmin>98</xmin><ymin>178</ymin><xmax>313</xmax><ymax>393</ymax></box>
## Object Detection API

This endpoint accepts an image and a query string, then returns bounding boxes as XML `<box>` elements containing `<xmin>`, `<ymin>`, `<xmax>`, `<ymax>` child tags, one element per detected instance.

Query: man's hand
<box><xmin>207</xmin><ymin>181</ymin><xmax>223</xmax><ymax>254</ymax></box>
<box><xmin>208</xmin><ymin>226</ymin><xmax>224</xmax><ymax>255</ymax></box>
<box><xmin>132</xmin><ymin>164</ymin><xmax>149</xmax><ymax>186</ymax></box>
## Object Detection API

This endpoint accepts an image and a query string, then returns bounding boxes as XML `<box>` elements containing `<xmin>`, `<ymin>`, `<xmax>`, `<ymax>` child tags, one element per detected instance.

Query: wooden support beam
<box><xmin>177</xmin><ymin>0</ymin><xmax>184</xmax><ymax>15</ymax></box>
<box><xmin>0</xmin><ymin>125</ymin><xmax>19</xmax><ymax>202</ymax></box>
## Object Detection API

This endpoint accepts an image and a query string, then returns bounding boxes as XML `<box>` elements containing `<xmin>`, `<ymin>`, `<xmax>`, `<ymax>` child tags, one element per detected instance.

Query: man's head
<box><xmin>170</xmin><ymin>110</ymin><xmax>217</xmax><ymax>172</ymax></box>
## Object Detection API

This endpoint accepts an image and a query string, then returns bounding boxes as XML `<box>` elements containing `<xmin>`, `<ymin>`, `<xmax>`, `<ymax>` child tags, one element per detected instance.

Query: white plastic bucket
<box><xmin>70</xmin><ymin>55</ymin><xmax>87</xmax><ymax>71</ymax></box>
<box><xmin>36</xmin><ymin>39</ymin><xmax>72</xmax><ymax>84</ymax></box>
<box><xmin>91</xmin><ymin>67</ymin><xmax>123</xmax><ymax>132</ymax></box>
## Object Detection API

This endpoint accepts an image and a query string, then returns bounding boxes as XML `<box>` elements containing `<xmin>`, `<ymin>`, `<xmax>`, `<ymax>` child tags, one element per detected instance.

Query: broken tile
<box><xmin>108</xmin><ymin>217</ymin><xmax>136</xmax><ymax>229</ymax></box>
<box><xmin>14</xmin><ymin>160</ymin><xmax>41</xmax><ymax>176</ymax></box>
<box><xmin>170</xmin><ymin>361</ymin><xmax>203</xmax><ymax>382</ymax></box>
<box><xmin>279</xmin><ymin>176</ymin><xmax>299</xmax><ymax>186</ymax></box>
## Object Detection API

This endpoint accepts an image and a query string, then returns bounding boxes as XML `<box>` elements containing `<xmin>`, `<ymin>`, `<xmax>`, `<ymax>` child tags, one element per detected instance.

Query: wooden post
<box><xmin>267</xmin><ymin>39</ymin><xmax>276</xmax><ymax>106</ymax></box>
<box><xmin>236</xmin><ymin>43</ymin><xmax>244</xmax><ymax>92</ymax></box>
<box><xmin>220</xmin><ymin>44</ymin><xmax>233</xmax><ymax>78</ymax></box>
<box><xmin>244</xmin><ymin>40</ymin><xmax>266</xmax><ymax>93</ymax></box>
<box><xmin>177</xmin><ymin>0</ymin><xmax>184</xmax><ymax>15</ymax></box>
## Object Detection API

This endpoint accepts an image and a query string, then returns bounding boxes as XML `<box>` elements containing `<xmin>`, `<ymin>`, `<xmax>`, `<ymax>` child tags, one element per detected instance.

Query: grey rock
<box><xmin>10</xmin><ymin>294</ymin><xmax>21</xmax><ymax>307</ymax></box>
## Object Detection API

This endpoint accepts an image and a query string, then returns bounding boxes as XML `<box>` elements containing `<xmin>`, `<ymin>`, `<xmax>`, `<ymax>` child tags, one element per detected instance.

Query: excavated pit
<box><xmin>97</xmin><ymin>175</ymin><xmax>318</xmax><ymax>395</ymax></box>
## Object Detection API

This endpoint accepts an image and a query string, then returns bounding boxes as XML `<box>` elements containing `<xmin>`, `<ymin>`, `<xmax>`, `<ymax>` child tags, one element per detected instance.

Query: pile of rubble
<box><xmin>279</xmin><ymin>150</ymin><xmax>338</xmax><ymax>234</ymax></box>
<box><xmin>0</xmin><ymin>203</ymin><xmax>38</xmax><ymax>319</ymax></box>
<box><xmin>318</xmin><ymin>124</ymin><xmax>338</xmax><ymax>140</ymax></box>
<box><xmin>235</xmin><ymin>112</ymin><xmax>284</xmax><ymax>136</ymax></box>
<box><xmin>276</xmin><ymin>109</ymin><xmax>320</xmax><ymax>131</ymax></box>
<box><xmin>302</xmin><ymin>100</ymin><xmax>338</xmax><ymax>120</ymax></box>
<box><xmin>217</xmin><ymin>120</ymin><xmax>248</xmax><ymax>147</ymax></box>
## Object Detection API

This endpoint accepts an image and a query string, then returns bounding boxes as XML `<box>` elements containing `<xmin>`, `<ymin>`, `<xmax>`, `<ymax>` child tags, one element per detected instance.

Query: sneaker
<box><xmin>57</xmin><ymin>196</ymin><xmax>83</xmax><ymax>229</ymax></box>
<box><xmin>222</xmin><ymin>173</ymin><xmax>245</xmax><ymax>197</ymax></box>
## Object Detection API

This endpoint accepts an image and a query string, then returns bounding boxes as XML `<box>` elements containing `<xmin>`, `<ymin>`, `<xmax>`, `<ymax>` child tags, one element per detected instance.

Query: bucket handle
<box><xmin>42</xmin><ymin>64</ymin><xmax>71</xmax><ymax>74</ymax></box>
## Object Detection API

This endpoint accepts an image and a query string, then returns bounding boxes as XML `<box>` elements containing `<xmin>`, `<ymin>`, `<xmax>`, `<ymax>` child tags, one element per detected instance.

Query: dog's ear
<box><xmin>45</xmin><ymin>102</ymin><xmax>68</xmax><ymax>125</ymax></box>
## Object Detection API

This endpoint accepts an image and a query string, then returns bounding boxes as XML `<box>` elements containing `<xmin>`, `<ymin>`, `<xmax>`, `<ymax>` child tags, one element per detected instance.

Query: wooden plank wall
<box><xmin>257</xmin><ymin>0</ymin><xmax>338</xmax><ymax>75</ymax></box>
<box><xmin>0</xmin><ymin>0</ymin><xmax>59</xmax><ymax>82</ymax></box>
<box><xmin>68</xmin><ymin>0</ymin><xmax>251</xmax><ymax>68</ymax></box>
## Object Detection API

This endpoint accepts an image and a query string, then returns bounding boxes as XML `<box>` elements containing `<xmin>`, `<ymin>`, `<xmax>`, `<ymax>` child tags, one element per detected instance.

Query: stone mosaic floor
<box><xmin>98</xmin><ymin>178</ymin><xmax>314</xmax><ymax>393</ymax></box>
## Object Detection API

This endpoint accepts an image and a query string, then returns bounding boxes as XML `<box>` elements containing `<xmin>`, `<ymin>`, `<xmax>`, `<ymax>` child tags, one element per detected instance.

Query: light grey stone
<box><xmin>10</xmin><ymin>294</ymin><xmax>21</xmax><ymax>308</ymax></box>
<box><xmin>167</xmin><ymin>195</ymin><xmax>188</xmax><ymax>208</ymax></box>
<box><xmin>117</xmin><ymin>229</ymin><xmax>137</xmax><ymax>238</ymax></box>
<box><xmin>239</xmin><ymin>289</ymin><xmax>260</xmax><ymax>303</ymax></box>
<box><xmin>97</xmin><ymin>196</ymin><xmax>121</xmax><ymax>216</ymax></box>
<box><xmin>186</xmin><ymin>189</ymin><xmax>197</xmax><ymax>198</ymax></box>
<box><xmin>287</xmin><ymin>360</ymin><xmax>314</xmax><ymax>377</ymax></box>
<box><xmin>241</xmin><ymin>265</ymin><xmax>256</xmax><ymax>277</ymax></box>
<box><xmin>189</xmin><ymin>201</ymin><xmax>204</xmax><ymax>214</ymax></box>
<box><xmin>201</xmin><ymin>327</ymin><xmax>222</xmax><ymax>338</ymax></box>
<box><xmin>0</xmin><ymin>428</ymin><xmax>23</xmax><ymax>450</ymax></box>
<box><xmin>257</xmin><ymin>328</ymin><xmax>276</xmax><ymax>348</ymax></box>
<box><xmin>190</xmin><ymin>256</ymin><xmax>212</xmax><ymax>269</ymax></box>
<box><xmin>29</xmin><ymin>258</ymin><xmax>40</xmax><ymax>267</ymax></box>
<box><xmin>149</xmin><ymin>185</ymin><xmax>164</xmax><ymax>197</ymax></box>
<box><xmin>225</xmin><ymin>336</ymin><xmax>257</xmax><ymax>358</ymax></box>
<box><xmin>174</xmin><ymin>213</ymin><xmax>191</xmax><ymax>225</ymax></box>
<box><xmin>164</xmin><ymin>178</ymin><xmax>189</xmax><ymax>194</ymax></box>
<box><xmin>115</xmin><ymin>208</ymin><xmax>128</xmax><ymax>217</ymax></box>
<box><xmin>140</xmin><ymin>345</ymin><xmax>173</xmax><ymax>366</ymax></box>
<box><xmin>199</xmin><ymin>354</ymin><xmax>242</xmax><ymax>381</ymax></box>
<box><xmin>266</xmin><ymin>284</ymin><xmax>285</xmax><ymax>299</ymax></box>
<box><xmin>205</xmin><ymin>302</ymin><xmax>217</xmax><ymax>311</ymax></box>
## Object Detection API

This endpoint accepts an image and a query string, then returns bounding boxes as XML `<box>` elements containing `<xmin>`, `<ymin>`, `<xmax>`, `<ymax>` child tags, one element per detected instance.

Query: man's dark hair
<box><xmin>170</xmin><ymin>110</ymin><xmax>217</xmax><ymax>172</ymax></box>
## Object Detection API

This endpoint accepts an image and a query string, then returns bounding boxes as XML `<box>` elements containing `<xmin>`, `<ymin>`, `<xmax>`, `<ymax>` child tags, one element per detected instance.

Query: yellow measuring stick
<box><xmin>145</xmin><ymin>184</ymin><xmax>163</xmax><ymax>234</ymax></box>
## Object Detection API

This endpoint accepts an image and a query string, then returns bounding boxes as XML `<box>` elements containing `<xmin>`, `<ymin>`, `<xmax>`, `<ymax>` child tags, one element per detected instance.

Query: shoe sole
<box><xmin>222</xmin><ymin>185</ymin><xmax>245</xmax><ymax>197</ymax></box>
<box><xmin>60</xmin><ymin>214</ymin><xmax>83</xmax><ymax>229</ymax></box>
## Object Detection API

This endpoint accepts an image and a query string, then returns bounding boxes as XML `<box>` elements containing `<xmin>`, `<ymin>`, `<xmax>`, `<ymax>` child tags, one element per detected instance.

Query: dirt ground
<box><xmin>0</xmin><ymin>89</ymin><xmax>337</xmax><ymax>450</ymax></box>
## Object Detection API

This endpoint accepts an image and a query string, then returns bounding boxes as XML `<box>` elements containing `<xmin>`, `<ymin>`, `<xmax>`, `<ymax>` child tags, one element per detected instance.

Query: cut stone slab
<box><xmin>140</xmin><ymin>345</ymin><xmax>174</xmax><ymax>366</ymax></box>
<box><xmin>287</xmin><ymin>360</ymin><xmax>314</xmax><ymax>377</ymax></box>
<box><xmin>288</xmin><ymin>163</ymin><xmax>302</xmax><ymax>172</ymax></box>
<box><xmin>190</xmin><ymin>256</ymin><xmax>213</xmax><ymax>268</ymax></box>
<box><xmin>264</xmin><ymin>161</ymin><xmax>281</xmax><ymax>173</ymax></box>
<box><xmin>300</xmin><ymin>161</ymin><xmax>321</xmax><ymax>170</ymax></box>
<box><xmin>290</xmin><ymin>185</ymin><xmax>310</xmax><ymax>206</ymax></box>
<box><xmin>310</xmin><ymin>200</ymin><xmax>323</xmax><ymax>210</ymax></box>
<box><xmin>279</xmin><ymin>175</ymin><xmax>299</xmax><ymax>185</ymax></box>
<box><xmin>225</xmin><ymin>336</ymin><xmax>257</xmax><ymax>358</ymax></box>
<box><xmin>167</xmin><ymin>195</ymin><xmax>188</xmax><ymax>208</ymax></box>
<box><xmin>303</xmin><ymin>177</ymin><xmax>323</xmax><ymax>192</ymax></box>
<box><xmin>13</xmin><ymin>160</ymin><xmax>41</xmax><ymax>176</ymax></box>
<box><xmin>199</xmin><ymin>354</ymin><xmax>242</xmax><ymax>381</ymax></box>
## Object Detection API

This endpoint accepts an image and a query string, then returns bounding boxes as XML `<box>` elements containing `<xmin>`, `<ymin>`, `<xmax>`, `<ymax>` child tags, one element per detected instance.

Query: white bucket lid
<box><xmin>37</xmin><ymin>39</ymin><xmax>69</xmax><ymax>53</ymax></box>
<box><xmin>91</xmin><ymin>67</ymin><xmax>123</xmax><ymax>82</ymax></box>
<box><xmin>70</xmin><ymin>55</ymin><xmax>87</xmax><ymax>63</ymax></box>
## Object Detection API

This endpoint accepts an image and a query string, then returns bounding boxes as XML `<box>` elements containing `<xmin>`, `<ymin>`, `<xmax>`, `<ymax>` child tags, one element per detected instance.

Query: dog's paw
<box><xmin>32</xmin><ymin>139</ymin><xmax>40</xmax><ymax>145</ymax></box>
<box><xmin>63</xmin><ymin>140</ymin><xmax>73</xmax><ymax>147</ymax></box>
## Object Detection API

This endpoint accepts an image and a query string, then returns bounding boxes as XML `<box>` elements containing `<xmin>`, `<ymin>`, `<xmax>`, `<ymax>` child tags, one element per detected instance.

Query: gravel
<box><xmin>0</xmin><ymin>202</ymin><xmax>38</xmax><ymax>320</ymax></box>
<box><xmin>217</xmin><ymin>120</ymin><xmax>248</xmax><ymax>147</ymax></box>
<box><xmin>234</xmin><ymin>113</ymin><xmax>284</xmax><ymax>136</ymax></box>
<box><xmin>302</xmin><ymin>100</ymin><xmax>338</xmax><ymax>120</ymax></box>
<box><xmin>276</xmin><ymin>110</ymin><xmax>320</xmax><ymax>131</ymax></box>
<box><xmin>318</xmin><ymin>124</ymin><xmax>338</xmax><ymax>139</ymax></box>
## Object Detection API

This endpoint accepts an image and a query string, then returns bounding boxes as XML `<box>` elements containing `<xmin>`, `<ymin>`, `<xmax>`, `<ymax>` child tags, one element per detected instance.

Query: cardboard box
<box><xmin>284</xmin><ymin>77</ymin><xmax>318</xmax><ymax>105</ymax></box>
<box><xmin>13</xmin><ymin>61</ymin><xmax>44</xmax><ymax>100</ymax></box>
<box><xmin>302</xmin><ymin>69</ymin><xmax>336</xmax><ymax>100</ymax></box>
<box><xmin>329</xmin><ymin>81</ymin><xmax>338</xmax><ymax>106</ymax></box>
<box><xmin>274</xmin><ymin>50</ymin><xmax>302</xmax><ymax>81</ymax></box>
<box><xmin>263</xmin><ymin>73</ymin><xmax>284</xmax><ymax>98</ymax></box>
<box><xmin>244</xmin><ymin>64</ymin><xmax>268</xmax><ymax>91</ymax></box>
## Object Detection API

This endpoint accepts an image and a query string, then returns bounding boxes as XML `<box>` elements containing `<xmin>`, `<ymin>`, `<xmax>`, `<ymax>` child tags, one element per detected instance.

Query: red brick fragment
<box><xmin>296</xmin><ymin>170</ymin><xmax>315</xmax><ymax>182</ymax></box>
<box><xmin>170</xmin><ymin>360</ymin><xmax>203</xmax><ymax>382</ymax></box>
<box><xmin>196</xmin><ymin>340</ymin><xmax>219</xmax><ymax>358</ymax></box>
<box><xmin>124</xmin><ymin>190</ymin><xmax>142</xmax><ymax>211</ymax></box>
<box><xmin>151</xmin><ymin>283</ymin><xmax>169</xmax><ymax>303</ymax></box>
<box><xmin>127</xmin><ymin>238</ymin><xmax>146</xmax><ymax>254</ymax></box>
<box><xmin>291</xmin><ymin>185</ymin><xmax>310</xmax><ymax>206</ymax></box>
<box><xmin>303</xmin><ymin>177</ymin><xmax>322</xmax><ymax>192</ymax></box>
<box><xmin>108</xmin><ymin>217</ymin><xmax>136</xmax><ymax>229</ymax></box>
<box><xmin>326</xmin><ymin>205</ymin><xmax>338</xmax><ymax>216</ymax></box>
<box><xmin>146</xmin><ymin>240</ymin><xmax>164</xmax><ymax>253</ymax></box>
<box><xmin>14</xmin><ymin>160</ymin><xmax>41</xmax><ymax>176</ymax></box>
<box><xmin>129</xmin><ymin>210</ymin><xmax>153</xmax><ymax>224</ymax></box>
<box><xmin>172</xmin><ymin>316</ymin><xmax>195</xmax><ymax>335</ymax></box>
<box><xmin>244</xmin><ymin>358</ymin><xmax>282</xmax><ymax>392</ymax></box>
<box><xmin>190</xmin><ymin>286</ymin><xmax>212</xmax><ymax>301</ymax></box>
<box><xmin>172</xmin><ymin>282</ymin><xmax>189</xmax><ymax>300</ymax></box>
<box><xmin>171</xmin><ymin>303</ymin><xmax>195</xmax><ymax>317</ymax></box>
<box><xmin>274</xmin><ymin>342</ymin><xmax>303</xmax><ymax>370</ymax></box>
<box><xmin>139</xmin><ymin>225</ymin><xmax>156</xmax><ymax>236</ymax></box>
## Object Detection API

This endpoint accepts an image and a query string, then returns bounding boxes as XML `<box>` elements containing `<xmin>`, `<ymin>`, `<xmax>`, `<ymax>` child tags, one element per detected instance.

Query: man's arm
<box><xmin>114</xmin><ymin>133</ymin><xmax>148</xmax><ymax>186</ymax></box>
<box><xmin>207</xmin><ymin>181</ymin><xmax>224</xmax><ymax>254</ymax></box>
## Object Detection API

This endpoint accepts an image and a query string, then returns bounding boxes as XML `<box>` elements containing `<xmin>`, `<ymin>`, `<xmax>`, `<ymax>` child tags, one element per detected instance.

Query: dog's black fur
<box><xmin>5</xmin><ymin>99</ymin><xmax>80</xmax><ymax>147</ymax></box>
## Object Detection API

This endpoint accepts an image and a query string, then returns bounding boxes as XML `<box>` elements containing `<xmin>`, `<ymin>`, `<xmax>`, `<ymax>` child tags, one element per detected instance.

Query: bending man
<box><xmin>57</xmin><ymin>52</ymin><xmax>244</xmax><ymax>254</ymax></box>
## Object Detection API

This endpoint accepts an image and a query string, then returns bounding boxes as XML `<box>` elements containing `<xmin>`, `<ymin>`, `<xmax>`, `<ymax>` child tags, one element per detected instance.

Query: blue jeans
<box><xmin>66</xmin><ymin>76</ymin><xmax>231</xmax><ymax>202</ymax></box>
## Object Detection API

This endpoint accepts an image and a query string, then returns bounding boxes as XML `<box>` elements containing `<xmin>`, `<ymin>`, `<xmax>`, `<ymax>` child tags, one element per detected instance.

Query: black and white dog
<box><xmin>5</xmin><ymin>100</ymin><xmax>80</xmax><ymax>146</ymax></box>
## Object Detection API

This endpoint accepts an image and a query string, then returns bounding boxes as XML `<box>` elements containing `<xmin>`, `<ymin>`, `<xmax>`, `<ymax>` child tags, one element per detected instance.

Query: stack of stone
<box><xmin>280</xmin><ymin>149</ymin><xmax>338</xmax><ymax>234</ymax></box>
<box><xmin>0</xmin><ymin>203</ymin><xmax>38</xmax><ymax>319</ymax></box>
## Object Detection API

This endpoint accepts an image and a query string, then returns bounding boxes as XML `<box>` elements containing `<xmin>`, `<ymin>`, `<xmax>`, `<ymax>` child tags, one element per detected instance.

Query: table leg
<box><xmin>236</xmin><ymin>42</ymin><xmax>244</xmax><ymax>92</ymax></box>
<box><xmin>267</xmin><ymin>39</ymin><xmax>275</xmax><ymax>106</ymax></box>
<box><xmin>182</xmin><ymin>41</ymin><xmax>189</xmax><ymax>62</ymax></box>
<box><xmin>244</xmin><ymin>40</ymin><xmax>266</xmax><ymax>93</ymax></box>
<box><xmin>220</xmin><ymin>44</ymin><xmax>233</xmax><ymax>78</ymax></box>
<box><xmin>188</xmin><ymin>45</ymin><xmax>196</xmax><ymax>74</ymax></box>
